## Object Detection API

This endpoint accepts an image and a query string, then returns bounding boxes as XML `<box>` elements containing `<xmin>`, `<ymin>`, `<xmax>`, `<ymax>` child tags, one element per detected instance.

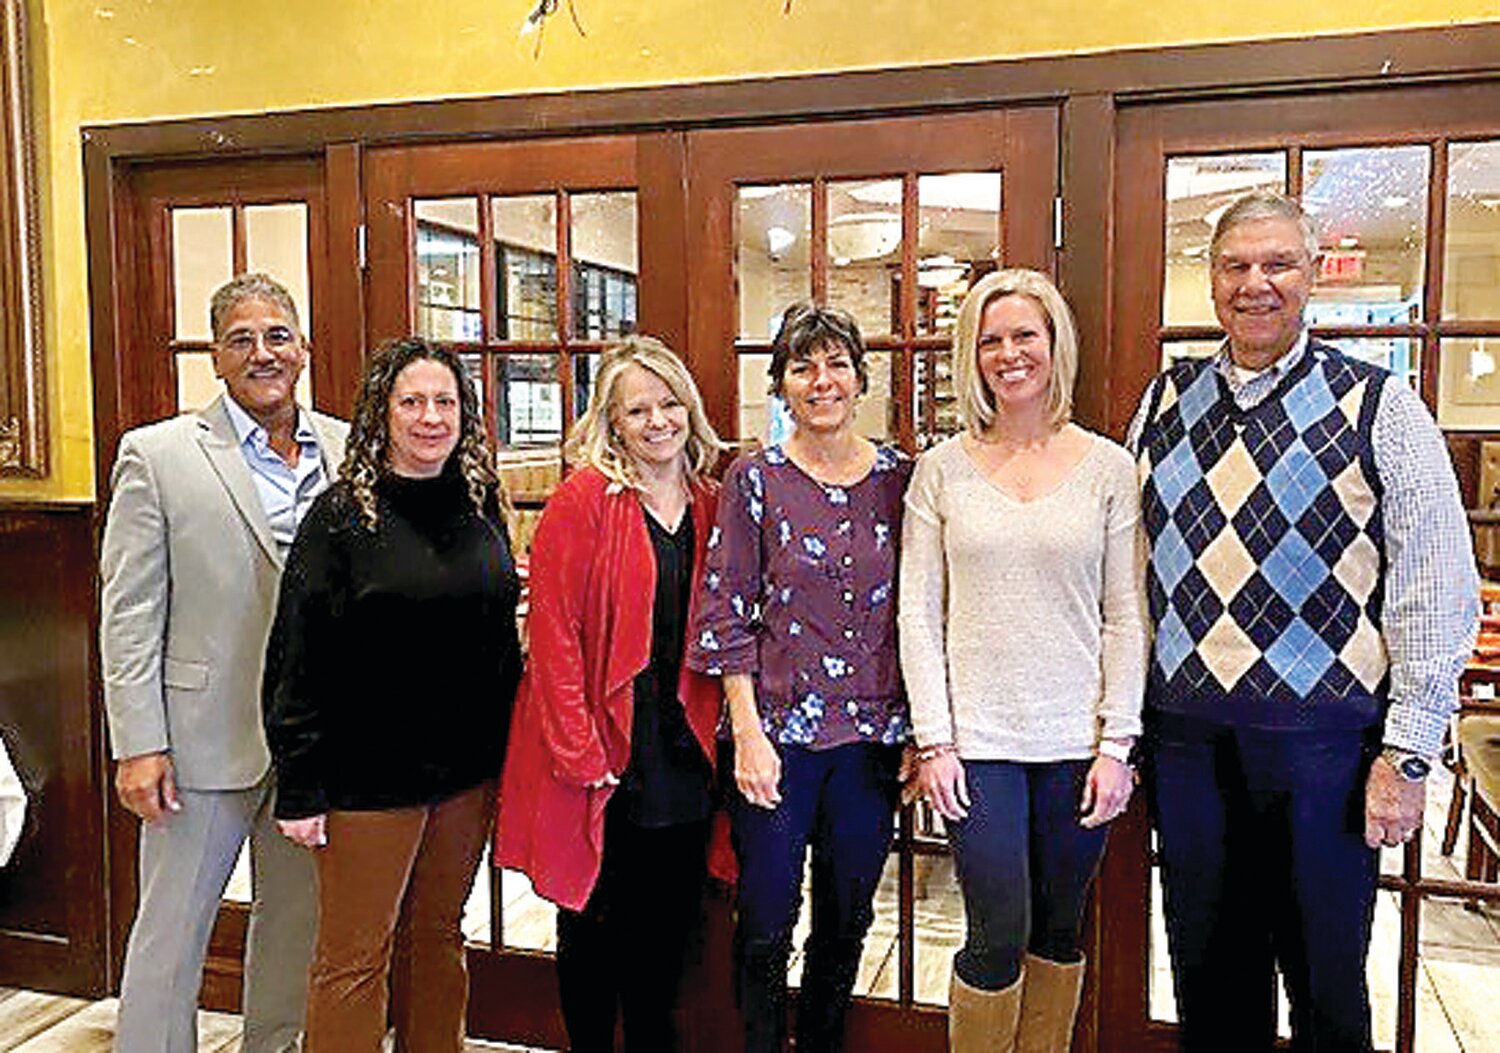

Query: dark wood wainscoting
<box><xmin>0</xmin><ymin>503</ymin><xmax>109</xmax><ymax>996</ymax></box>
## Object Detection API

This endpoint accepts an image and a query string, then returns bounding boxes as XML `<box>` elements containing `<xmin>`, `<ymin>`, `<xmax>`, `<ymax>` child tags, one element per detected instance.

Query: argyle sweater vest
<box><xmin>1137</xmin><ymin>343</ymin><xmax>1390</xmax><ymax>729</ymax></box>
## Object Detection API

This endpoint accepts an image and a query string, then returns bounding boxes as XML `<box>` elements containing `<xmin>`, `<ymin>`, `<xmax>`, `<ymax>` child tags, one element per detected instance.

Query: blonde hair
<box><xmin>952</xmin><ymin>268</ymin><xmax>1078</xmax><ymax>434</ymax></box>
<box><xmin>565</xmin><ymin>335</ymin><xmax>723</xmax><ymax>490</ymax></box>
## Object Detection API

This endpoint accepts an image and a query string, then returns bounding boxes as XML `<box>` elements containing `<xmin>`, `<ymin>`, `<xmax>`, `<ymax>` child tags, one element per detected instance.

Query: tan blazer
<box><xmin>100</xmin><ymin>396</ymin><xmax>349</xmax><ymax>791</ymax></box>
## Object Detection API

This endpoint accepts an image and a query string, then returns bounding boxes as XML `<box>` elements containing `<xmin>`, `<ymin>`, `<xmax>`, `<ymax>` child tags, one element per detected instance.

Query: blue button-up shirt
<box><xmin>1128</xmin><ymin>333</ymin><xmax>1480</xmax><ymax>757</ymax></box>
<box><xmin>223</xmin><ymin>396</ymin><xmax>330</xmax><ymax>553</ymax></box>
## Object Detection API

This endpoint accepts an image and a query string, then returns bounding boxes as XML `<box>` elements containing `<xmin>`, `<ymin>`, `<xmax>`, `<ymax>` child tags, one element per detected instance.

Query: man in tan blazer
<box><xmin>101</xmin><ymin>274</ymin><xmax>349</xmax><ymax>1053</ymax></box>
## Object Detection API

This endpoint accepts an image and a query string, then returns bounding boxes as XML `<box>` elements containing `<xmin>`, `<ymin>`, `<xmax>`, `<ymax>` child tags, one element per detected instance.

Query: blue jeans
<box><xmin>1147</xmin><ymin>711</ymin><xmax>1379</xmax><ymax>1053</ymax></box>
<box><xmin>947</xmin><ymin>759</ymin><xmax>1108</xmax><ymax>990</ymax></box>
<box><xmin>730</xmin><ymin>741</ymin><xmax>901</xmax><ymax>1053</ymax></box>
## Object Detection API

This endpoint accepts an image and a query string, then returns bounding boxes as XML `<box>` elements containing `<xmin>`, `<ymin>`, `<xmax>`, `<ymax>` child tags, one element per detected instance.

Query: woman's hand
<box><xmin>1078</xmin><ymin>755</ymin><xmax>1134</xmax><ymax>828</ymax></box>
<box><xmin>734</xmin><ymin>726</ymin><xmax>783</xmax><ymax>809</ymax></box>
<box><xmin>918</xmin><ymin>749</ymin><xmax>970</xmax><ymax>821</ymax></box>
<box><xmin>277</xmin><ymin>815</ymin><xmax>327</xmax><ymax>848</ymax></box>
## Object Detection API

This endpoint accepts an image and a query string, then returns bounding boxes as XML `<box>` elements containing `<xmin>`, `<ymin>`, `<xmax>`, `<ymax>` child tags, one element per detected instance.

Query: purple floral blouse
<box><xmin>686</xmin><ymin>444</ymin><xmax>913</xmax><ymax>750</ymax></box>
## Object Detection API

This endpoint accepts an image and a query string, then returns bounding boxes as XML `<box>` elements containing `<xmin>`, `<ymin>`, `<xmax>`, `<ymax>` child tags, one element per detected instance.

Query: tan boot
<box><xmin>948</xmin><ymin>969</ymin><xmax>1023</xmax><ymax>1052</ymax></box>
<box><xmin>1014</xmin><ymin>953</ymin><xmax>1085</xmax><ymax>1052</ymax></box>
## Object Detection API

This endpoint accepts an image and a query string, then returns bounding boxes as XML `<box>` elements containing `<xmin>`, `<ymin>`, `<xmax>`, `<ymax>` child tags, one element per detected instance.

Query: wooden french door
<box><xmin>102</xmin><ymin>154</ymin><xmax>343</xmax><ymax>1001</ymax></box>
<box><xmin>359</xmin><ymin>108</ymin><xmax>1066</xmax><ymax>1051</ymax></box>
<box><xmin>685</xmin><ymin>107</ymin><xmax>1059</xmax><ymax>451</ymax></box>
<box><xmin>362</xmin><ymin>132</ymin><xmax>697</xmax><ymax>1048</ymax></box>
<box><xmin>684</xmin><ymin>106</ymin><xmax>1063</xmax><ymax>1053</ymax></box>
<box><xmin>1106</xmin><ymin>81</ymin><xmax>1500</xmax><ymax>1053</ymax></box>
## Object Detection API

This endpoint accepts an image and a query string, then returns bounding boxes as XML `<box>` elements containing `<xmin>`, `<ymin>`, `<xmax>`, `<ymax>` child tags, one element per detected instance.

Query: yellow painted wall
<box><xmin>7</xmin><ymin>0</ymin><xmax>1500</xmax><ymax>501</ymax></box>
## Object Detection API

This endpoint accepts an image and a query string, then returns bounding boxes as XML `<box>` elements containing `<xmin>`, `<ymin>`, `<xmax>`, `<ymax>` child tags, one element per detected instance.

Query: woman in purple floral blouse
<box><xmin>687</xmin><ymin>303</ymin><xmax>911</xmax><ymax>1053</ymax></box>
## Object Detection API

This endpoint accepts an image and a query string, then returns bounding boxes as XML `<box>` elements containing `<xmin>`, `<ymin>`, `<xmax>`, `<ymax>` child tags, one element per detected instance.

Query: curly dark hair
<box><xmin>340</xmin><ymin>338</ymin><xmax>502</xmax><ymax>530</ymax></box>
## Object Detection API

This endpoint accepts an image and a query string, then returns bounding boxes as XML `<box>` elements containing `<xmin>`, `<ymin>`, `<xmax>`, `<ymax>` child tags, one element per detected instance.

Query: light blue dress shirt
<box><xmin>222</xmin><ymin>395</ymin><xmax>331</xmax><ymax>553</ymax></box>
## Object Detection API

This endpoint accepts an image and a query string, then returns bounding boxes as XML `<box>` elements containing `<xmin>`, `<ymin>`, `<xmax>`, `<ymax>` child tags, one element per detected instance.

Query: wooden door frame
<box><xmin>1107</xmin><ymin>79</ymin><xmax>1500</xmax><ymax>1053</ymax></box>
<box><xmin>79</xmin><ymin>17</ymin><xmax>1500</xmax><ymax>1044</ymax></box>
<box><xmin>87</xmin><ymin>23</ymin><xmax>1500</xmax><ymax>464</ymax></box>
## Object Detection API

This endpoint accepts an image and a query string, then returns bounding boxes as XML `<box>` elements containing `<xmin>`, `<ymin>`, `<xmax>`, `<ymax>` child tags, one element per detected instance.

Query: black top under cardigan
<box><xmin>617</xmin><ymin>510</ymin><xmax>713</xmax><ymax>828</ymax></box>
<box><xmin>263</xmin><ymin>463</ymin><xmax>523</xmax><ymax>820</ymax></box>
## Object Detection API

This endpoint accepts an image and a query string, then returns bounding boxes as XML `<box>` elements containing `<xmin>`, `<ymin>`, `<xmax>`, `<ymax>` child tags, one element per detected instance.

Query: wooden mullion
<box><xmin>403</xmin><ymin>188</ymin><xmax>419</xmax><ymax>336</ymax></box>
<box><xmin>478</xmin><ymin>192</ymin><xmax>497</xmax><ymax>346</ymax></box>
<box><xmin>557</xmin><ymin>191</ymin><xmax>576</xmax><ymax>427</ymax></box>
<box><xmin>490</xmin><ymin>859</ymin><xmax>505</xmax><ymax>951</ymax></box>
<box><xmin>896</xmin><ymin>173</ymin><xmax>917</xmax><ymax>451</ymax></box>
<box><xmin>811</xmin><ymin>176</ymin><xmax>828</xmax><ymax>303</ymax></box>
<box><xmin>1420</xmin><ymin>140</ymin><xmax>1447</xmax><ymax>412</ymax></box>
<box><xmin>231</xmin><ymin>201</ymin><xmax>247</xmax><ymax>275</ymax></box>
<box><xmin>322</xmin><ymin>141</ymin><xmax>365</xmax><ymax>419</ymax></box>
<box><xmin>1286</xmin><ymin>145</ymin><xmax>1303</xmax><ymax>198</ymax></box>
<box><xmin>1394</xmin><ymin>836</ymin><xmax>1422</xmax><ymax>1053</ymax></box>
<box><xmin>153</xmin><ymin>200</ymin><xmax>178</xmax><ymax>415</ymax></box>
<box><xmin>1436</xmin><ymin>320</ymin><xmax>1500</xmax><ymax>337</ymax></box>
<box><xmin>556</xmin><ymin>190</ymin><xmax>574</xmax><ymax>342</ymax></box>
<box><xmin>897</xmin><ymin>806</ymin><xmax>916</xmax><ymax>1008</ymax></box>
<box><xmin>482</xmin><ymin>351</ymin><xmax>499</xmax><ymax>449</ymax></box>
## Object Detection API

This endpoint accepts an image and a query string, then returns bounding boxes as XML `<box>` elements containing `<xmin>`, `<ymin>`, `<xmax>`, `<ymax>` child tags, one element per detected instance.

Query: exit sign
<box><xmin>1320</xmin><ymin>251</ymin><xmax>1365</xmax><ymax>283</ymax></box>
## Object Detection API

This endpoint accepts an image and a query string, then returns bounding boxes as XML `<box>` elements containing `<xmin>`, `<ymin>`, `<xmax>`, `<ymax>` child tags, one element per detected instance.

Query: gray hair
<box><xmin>210</xmin><ymin>273</ymin><xmax>302</xmax><ymax>342</ymax></box>
<box><xmin>951</xmin><ymin>268</ymin><xmax>1079</xmax><ymax>433</ymax></box>
<box><xmin>1210</xmin><ymin>191</ymin><xmax>1320</xmax><ymax>264</ymax></box>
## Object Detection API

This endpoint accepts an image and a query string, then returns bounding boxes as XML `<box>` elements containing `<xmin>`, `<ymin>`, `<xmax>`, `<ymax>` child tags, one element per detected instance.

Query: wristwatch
<box><xmin>1380</xmin><ymin>746</ymin><xmax>1432</xmax><ymax>782</ymax></box>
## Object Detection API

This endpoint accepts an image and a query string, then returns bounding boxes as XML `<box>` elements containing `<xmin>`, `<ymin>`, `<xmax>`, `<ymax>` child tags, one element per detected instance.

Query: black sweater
<box><xmin>263</xmin><ymin>466</ymin><xmax>523</xmax><ymax>820</ymax></box>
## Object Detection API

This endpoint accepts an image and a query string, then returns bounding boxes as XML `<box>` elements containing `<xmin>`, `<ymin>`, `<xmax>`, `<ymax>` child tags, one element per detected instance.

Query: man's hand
<box><xmin>1364</xmin><ymin>755</ymin><xmax>1425</xmax><ymax>848</ymax></box>
<box><xmin>277</xmin><ymin>815</ymin><xmax>327</xmax><ymax>848</ymax></box>
<box><xmin>115</xmin><ymin>752</ymin><xmax>180</xmax><ymax>823</ymax></box>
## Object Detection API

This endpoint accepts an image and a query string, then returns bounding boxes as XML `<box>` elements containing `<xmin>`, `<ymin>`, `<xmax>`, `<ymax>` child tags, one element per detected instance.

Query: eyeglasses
<box><xmin>220</xmin><ymin>326</ymin><xmax>299</xmax><ymax>355</ymax></box>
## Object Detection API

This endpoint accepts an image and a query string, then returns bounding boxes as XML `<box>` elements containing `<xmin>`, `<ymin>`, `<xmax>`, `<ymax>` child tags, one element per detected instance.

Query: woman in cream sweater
<box><xmin>898</xmin><ymin>269</ymin><xmax>1148</xmax><ymax>1052</ymax></box>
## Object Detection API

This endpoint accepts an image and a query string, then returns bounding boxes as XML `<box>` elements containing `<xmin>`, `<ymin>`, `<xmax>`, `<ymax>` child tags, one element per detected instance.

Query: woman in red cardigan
<box><xmin>496</xmin><ymin>335</ymin><xmax>727</xmax><ymax>1053</ymax></box>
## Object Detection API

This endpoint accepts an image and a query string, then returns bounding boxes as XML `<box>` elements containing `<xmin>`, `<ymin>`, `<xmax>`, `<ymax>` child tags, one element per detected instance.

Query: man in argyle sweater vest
<box><xmin>1130</xmin><ymin>192</ymin><xmax>1477</xmax><ymax>1053</ymax></box>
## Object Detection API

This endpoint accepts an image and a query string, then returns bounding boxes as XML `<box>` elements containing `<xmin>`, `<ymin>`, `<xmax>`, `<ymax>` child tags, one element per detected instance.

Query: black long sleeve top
<box><xmin>617</xmin><ymin>510</ymin><xmax>713</xmax><ymax>828</ymax></box>
<box><xmin>263</xmin><ymin>464</ymin><xmax>523</xmax><ymax>820</ymax></box>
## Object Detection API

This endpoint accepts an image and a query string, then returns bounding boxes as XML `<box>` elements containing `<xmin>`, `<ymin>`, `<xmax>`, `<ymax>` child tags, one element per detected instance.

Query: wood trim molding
<box><xmin>79</xmin><ymin>22</ymin><xmax>1500</xmax><ymax>164</ymax></box>
<box><xmin>0</xmin><ymin>0</ymin><xmax>43</xmax><ymax>476</ymax></box>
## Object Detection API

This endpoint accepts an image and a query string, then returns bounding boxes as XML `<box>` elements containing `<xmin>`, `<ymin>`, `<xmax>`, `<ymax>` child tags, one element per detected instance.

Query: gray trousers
<box><xmin>115</xmin><ymin>776</ymin><xmax>316</xmax><ymax>1053</ymax></box>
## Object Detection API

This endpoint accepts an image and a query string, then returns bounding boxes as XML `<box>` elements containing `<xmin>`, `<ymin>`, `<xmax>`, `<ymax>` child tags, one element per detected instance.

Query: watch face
<box><xmin>1398</xmin><ymin>755</ymin><xmax>1431</xmax><ymax>780</ymax></box>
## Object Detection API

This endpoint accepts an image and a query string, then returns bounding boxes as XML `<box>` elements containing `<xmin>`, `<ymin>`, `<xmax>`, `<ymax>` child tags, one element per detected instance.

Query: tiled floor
<box><xmin>0</xmin><ymin>988</ymin><xmax>547</xmax><ymax>1053</ymax></box>
<box><xmin>206</xmin><ymin>763</ymin><xmax>1500</xmax><ymax>1051</ymax></box>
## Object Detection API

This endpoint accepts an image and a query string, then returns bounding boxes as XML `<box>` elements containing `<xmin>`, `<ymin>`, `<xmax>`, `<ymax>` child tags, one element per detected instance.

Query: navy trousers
<box><xmin>1147</xmin><ymin>711</ymin><xmax>1380</xmax><ymax>1053</ymax></box>
<box><xmin>730</xmin><ymin>741</ymin><xmax>901</xmax><ymax>1053</ymax></box>
<box><xmin>947</xmin><ymin>759</ymin><xmax>1108</xmax><ymax>990</ymax></box>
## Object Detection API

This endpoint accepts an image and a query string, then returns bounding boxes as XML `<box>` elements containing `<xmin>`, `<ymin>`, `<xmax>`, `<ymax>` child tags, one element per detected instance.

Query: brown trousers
<box><xmin>303</xmin><ymin>781</ymin><xmax>494</xmax><ymax>1053</ymax></box>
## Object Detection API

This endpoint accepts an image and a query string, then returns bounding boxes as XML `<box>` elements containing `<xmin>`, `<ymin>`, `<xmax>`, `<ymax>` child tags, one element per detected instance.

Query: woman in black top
<box><xmin>264</xmin><ymin>338</ymin><xmax>522</xmax><ymax>1053</ymax></box>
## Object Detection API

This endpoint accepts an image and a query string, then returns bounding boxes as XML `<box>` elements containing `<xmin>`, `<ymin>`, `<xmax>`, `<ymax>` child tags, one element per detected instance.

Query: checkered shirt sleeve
<box><xmin>1372</xmin><ymin>381</ymin><xmax>1480</xmax><ymax>757</ymax></box>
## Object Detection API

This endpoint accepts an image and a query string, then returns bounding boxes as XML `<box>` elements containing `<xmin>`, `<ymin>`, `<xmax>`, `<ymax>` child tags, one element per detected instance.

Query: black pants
<box><xmin>555</xmin><ymin>803</ymin><xmax>709</xmax><ymax>1053</ymax></box>
<box><xmin>1148</xmin><ymin>711</ymin><xmax>1379</xmax><ymax>1053</ymax></box>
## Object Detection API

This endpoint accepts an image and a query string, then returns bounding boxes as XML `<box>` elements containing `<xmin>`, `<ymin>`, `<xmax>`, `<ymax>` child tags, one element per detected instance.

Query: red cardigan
<box><xmin>495</xmin><ymin>466</ymin><xmax>728</xmax><ymax>911</ymax></box>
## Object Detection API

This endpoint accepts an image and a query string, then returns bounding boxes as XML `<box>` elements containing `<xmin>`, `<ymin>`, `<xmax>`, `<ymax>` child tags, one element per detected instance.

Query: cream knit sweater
<box><xmin>898</xmin><ymin>431</ymin><xmax>1148</xmax><ymax>762</ymax></box>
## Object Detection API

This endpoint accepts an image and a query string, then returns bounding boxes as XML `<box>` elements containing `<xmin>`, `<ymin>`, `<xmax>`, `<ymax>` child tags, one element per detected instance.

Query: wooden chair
<box><xmin>1458</xmin><ymin>705</ymin><xmax>1500</xmax><ymax>886</ymax></box>
<box><xmin>1441</xmin><ymin>685</ymin><xmax>1500</xmax><ymax>892</ymax></box>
